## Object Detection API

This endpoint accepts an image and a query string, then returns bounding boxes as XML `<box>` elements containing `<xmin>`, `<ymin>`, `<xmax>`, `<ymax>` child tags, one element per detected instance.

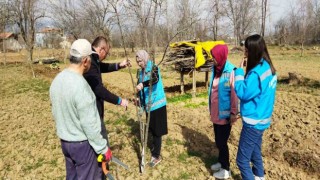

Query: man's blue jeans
<box><xmin>236</xmin><ymin>126</ymin><xmax>265</xmax><ymax>180</ymax></box>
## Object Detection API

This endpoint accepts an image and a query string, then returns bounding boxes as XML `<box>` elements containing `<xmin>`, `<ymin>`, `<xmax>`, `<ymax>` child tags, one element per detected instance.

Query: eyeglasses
<box><xmin>101</xmin><ymin>47</ymin><xmax>107</xmax><ymax>53</ymax></box>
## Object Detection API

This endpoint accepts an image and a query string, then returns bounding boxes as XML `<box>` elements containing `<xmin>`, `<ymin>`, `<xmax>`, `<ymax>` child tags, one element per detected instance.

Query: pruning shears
<box><xmin>97</xmin><ymin>154</ymin><xmax>130</xmax><ymax>180</ymax></box>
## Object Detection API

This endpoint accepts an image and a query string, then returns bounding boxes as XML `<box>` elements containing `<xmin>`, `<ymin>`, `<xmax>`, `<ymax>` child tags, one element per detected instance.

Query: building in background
<box><xmin>36</xmin><ymin>27</ymin><xmax>63</xmax><ymax>48</ymax></box>
<box><xmin>0</xmin><ymin>32</ymin><xmax>22</xmax><ymax>52</ymax></box>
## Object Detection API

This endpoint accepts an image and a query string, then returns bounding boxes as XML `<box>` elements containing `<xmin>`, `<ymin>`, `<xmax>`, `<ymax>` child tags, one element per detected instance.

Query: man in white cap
<box><xmin>50</xmin><ymin>39</ymin><xmax>112</xmax><ymax>179</ymax></box>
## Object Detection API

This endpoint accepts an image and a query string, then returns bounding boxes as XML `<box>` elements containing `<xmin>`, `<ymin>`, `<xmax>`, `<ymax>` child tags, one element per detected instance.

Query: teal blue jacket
<box><xmin>234</xmin><ymin>59</ymin><xmax>277</xmax><ymax>130</ymax></box>
<box><xmin>138</xmin><ymin>60</ymin><xmax>166</xmax><ymax>112</ymax></box>
<box><xmin>208</xmin><ymin>60</ymin><xmax>236</xmax><ymax>119</ymax></box>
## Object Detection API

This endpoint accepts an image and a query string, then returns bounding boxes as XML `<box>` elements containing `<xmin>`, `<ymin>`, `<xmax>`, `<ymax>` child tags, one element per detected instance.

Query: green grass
<box><xmin>177</xmin><ymin>153</ymin><xmax>189</xmax><ymax>162</ymax></box>
<box><xmin>49</xmin><ymin>159</ymin><xmax>58</xmax><ymax>167</ymax></box>
<box><xmin>165</xmin><ymin>137</ymin><xmax>185</xmax><ymax>146</ymax></box>
<box><xmin>167</xmin><ymin>92</ymin><xmax>208</xmax><ymax>104</ymax></box>
<box><xmin>197</xmin><ymin>92</ymin><xmax>208</xmax><ymax>98</ymax></box>
<box><xmin>187</xmin><ymin>150</ymin><xmax>202</xmax><ymax>157</ymax></box>
<box><xmin>15</xmin><ymin>79</ymin><xmax>50</xmax><ymax>94</ymax></box>
<box><xmin>105</xmin><ymin>110</ymin><xmax>130</xmax><ymax>126</ymax></box>
<box><xmin>167</xmin><ymin>93</ymin><xmax>193</xmax><ymax>103</ymax></box>
<box><xmin>24</xmin><ymin>157</ymin><xmax>46</xmax><ymax>171</ymax></box>
<box><xmin>178</xmin><ymin>172</ymin><xmax>191</xmax><ymax>179</ymax></box>
<box><xmin>0</xmin><ymin>71</ymin><xmax>50</xmax><ymax>100</ymax></box>
<box><xmin>113</xmin><ymin>114</ymin><xmax>129</xmax><ymax>125</ymax></box>
<box><xmin>184</xmin><ymin>101</ymin><xmax>207</xmax><ymax>108</ymax></box>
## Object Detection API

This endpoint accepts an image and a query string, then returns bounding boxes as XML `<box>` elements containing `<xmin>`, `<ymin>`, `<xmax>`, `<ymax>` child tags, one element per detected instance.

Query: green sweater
<box><xmin>50</xmin><ymin>69</ymin><xmax>107</xmax><ymax>154</ymax></box>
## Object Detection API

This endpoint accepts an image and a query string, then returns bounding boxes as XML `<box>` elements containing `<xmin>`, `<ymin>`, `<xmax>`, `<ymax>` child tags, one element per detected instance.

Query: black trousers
<box><xmin>150</xmin><ymin>131</ymin><xmax>162</xmax><ymax>159</ymax></box>
<box><xmin>100</xmin><ymin>118</ymin><xmax>110</xmax><ymax>147</ymax></box>
<box><xmin>214</xmin><ymin>124</ymin><xmax>232</xmax><ymax>170</ymax></box>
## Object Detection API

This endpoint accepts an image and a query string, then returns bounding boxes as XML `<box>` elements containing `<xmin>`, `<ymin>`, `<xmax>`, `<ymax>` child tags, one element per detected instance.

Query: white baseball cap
<box><xmin>70</xmin><ymin>39</ymin><xmax>94</xmax><ymax>58</ymax></box>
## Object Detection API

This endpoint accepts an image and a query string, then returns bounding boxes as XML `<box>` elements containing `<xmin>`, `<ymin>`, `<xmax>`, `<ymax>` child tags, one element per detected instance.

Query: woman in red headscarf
<box><xmin>208</xmin><ymin>44</ymin><xmax>238</xmax><ymax>179</ymax></box>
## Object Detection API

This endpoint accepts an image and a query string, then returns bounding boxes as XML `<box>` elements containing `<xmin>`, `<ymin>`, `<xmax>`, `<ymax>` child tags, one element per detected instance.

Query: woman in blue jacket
<box><xmin>234</xmin><ymin>34</ymin><xmax>277</xmax><ymax>180</ymax></box>
<box><xmin>135</xmin><ymin>50</ymin><xmax>168</xmax><ymax>167</ymax></box>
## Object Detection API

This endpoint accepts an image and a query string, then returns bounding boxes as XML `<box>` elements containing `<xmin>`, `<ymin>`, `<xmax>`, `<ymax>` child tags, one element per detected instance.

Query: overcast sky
<box><xmin>268</xmin><ymin>0</ymin><xmax>296</xmax><ymax>25</ymax></box>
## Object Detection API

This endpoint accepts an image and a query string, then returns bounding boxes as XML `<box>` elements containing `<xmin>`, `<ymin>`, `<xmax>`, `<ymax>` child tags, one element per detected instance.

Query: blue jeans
<box><xmin>236</xmin><ymin>126</ymin><xmax>265</xmax><ymax>180</ymax></box>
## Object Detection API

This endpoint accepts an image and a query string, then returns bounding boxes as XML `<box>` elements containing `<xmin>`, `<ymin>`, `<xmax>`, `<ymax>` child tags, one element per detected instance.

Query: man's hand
<box><xmin>119</xmin><ymin>59</ymin><xmax>131</xmax><ymax>68</ymax></box>
<box><xmin>136</xmin><ymin>83</ymin><xmax>143</xmax><ymax>91</ymax></box>
<box><xmin>120</xmin><ymin>99</ymin><xmax>129</xmax><ymax>107</ymax></box>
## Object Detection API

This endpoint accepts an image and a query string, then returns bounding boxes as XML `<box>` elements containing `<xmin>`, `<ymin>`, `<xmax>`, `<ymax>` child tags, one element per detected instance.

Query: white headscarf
<box><xmin>136</xmin><ymin>50</ymin><xmax>149</xmax><ymax>65</ymax></box>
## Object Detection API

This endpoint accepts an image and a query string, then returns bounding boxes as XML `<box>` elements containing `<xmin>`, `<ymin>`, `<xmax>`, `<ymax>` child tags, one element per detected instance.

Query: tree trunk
<box><xmin>300</xmin><ymin>42</ymin><xmax>304</xmax><ymax>57</ymax></box>
<box><xmin>2</xmin><ymin>39</ymin><xmax>6</xmax><ymax>66</ymax></box>
<box><xmin>261</xmin><ymin>0</ymin><xmax>267</xmax><ymax>37</ymax></box>
<box><xmin>28</xmin><ymin>47</ymin><xmax>36</xmax><ymax>78</ymax></box>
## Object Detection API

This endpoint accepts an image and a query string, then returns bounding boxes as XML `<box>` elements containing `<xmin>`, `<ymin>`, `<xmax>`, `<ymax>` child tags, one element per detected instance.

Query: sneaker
<box><xmin>213</xmin><ymin>168</ymin><xmax>231</xmax><ymax>179</ymax></box>
<box><xmin>254</xmin><ymin>175</ymin><xmax>265</xmax><ymax>180</ymax></box>
<box><xmin>210</xmin><ymin>162</ymin><xmax>222</xmax><ymax>171</ymax></box>
<box><xmin>149</xmin><ymin>156</ymin><xmax>162</xmax><ymax>167</ymax></box>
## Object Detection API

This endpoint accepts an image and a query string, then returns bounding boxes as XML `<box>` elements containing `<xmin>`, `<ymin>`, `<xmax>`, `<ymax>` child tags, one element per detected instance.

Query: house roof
<box><xmin>0</xmin><ymin>32</ymin><xmax>14</xmax><ymax>39</ymax></box>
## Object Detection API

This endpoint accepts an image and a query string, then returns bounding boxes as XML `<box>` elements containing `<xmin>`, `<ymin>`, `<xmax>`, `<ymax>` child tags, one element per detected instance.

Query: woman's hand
<box><xmin>239</xmin><ymin>57</ymin><xmax>247</xmax><ymax>68</ymax></box>
<box><xmin>129</xmin><ymin>98</ymin><xmax>140</xmax><ymax>106</ymax></box>
<box><xmin>230</xmin><ymin>114</ymin><xmax>238</xmax><ymax>125</ymax></box>
<box><xmin>136</xmin><ymin>83</ymin><xmax>143</xmax><ymax>91</ymax></box>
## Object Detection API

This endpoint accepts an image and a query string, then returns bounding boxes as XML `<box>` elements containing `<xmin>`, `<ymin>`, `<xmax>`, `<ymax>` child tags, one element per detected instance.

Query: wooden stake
<box><xmin>205</xmin><ymin>71</ymin><xmax>209</xmax><ymax>90</ymax></box>
<box><xmin>180</xmin><ymin>71</ymin><xmax>184</xmax><ymax>94</ymax></box>
<box><xmin>192</xmin><ymin>70</ymin><xmax>196</xmax><ymax>98</ymax></box>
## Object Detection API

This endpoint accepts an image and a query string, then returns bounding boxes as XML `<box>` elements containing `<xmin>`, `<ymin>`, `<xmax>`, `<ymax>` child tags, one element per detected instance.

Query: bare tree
<box><xmin>174</xmin><ymin>0</ymin><xmax>201</xmax><ymax>41</ymax></box>
<box><xmin>223</xmin><ymin>0</ymin><xmax>258</xmax><ymax>45</ymax></box>
<box><xmin>260</xmin><ymin>0</ymin><xmax>267</xmax><ymax>36</ymax></box>
<box><xmin>274</xmin><ymin>0</ymin><xmax>320</xmax><ymax>46</ymax></box>
<box><xmin>80</xmin><ymin>0</ymin><xmax>113</xmax><ymax>40</ymax></box>
<box><xmin>125</xmin><ymin>0</ymin><xmax>153</xmax><ymax>50</ymax></box>
<box><xmin>205</xmin><ymin>0</ymin><xmax>222</xmax><ymax>40</ymax></box>
<box><xmin>297</xmin><ymin>0</ymin><xmax>315</xmax><ymax>56</ymax></box>
<box><xmin>49</xmin><ymin>0</ymin><xmax>84</xmax><ymax>39</ymax></box>
<box><xmin>311</xmin><ymin>0</ymin><xmax>320</xmax><ymax>43</ymax></box>
<box><xmin>10</xmin><ymin>0</ymin><xmax>45</xmax><ymax>77</ymax></box>
<box><xmin>274</xmin><ymin>18</ymin><xmax>288</xmax><ymax>45</ymax></box>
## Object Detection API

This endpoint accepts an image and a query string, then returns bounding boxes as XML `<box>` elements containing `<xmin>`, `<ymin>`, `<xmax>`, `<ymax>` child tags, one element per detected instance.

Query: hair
<box><xmin>69</xmin><ymin>55</ymin><xmax>85</xmax><ymax>64</ymax></box>
<box><xmin>92</xmin><ymin>36</ymin><xmax>110</xmax><ymax>48</ymax></box>
<box><xmin>244</xmin><ymin>34</ymin><xmax>276</xmax><ymax>76</ymax></box>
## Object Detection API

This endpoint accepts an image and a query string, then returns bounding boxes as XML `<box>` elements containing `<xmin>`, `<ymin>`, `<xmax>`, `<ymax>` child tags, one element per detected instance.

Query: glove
<box><xmin>104</xmin><ymin>148</ymin><xmax>112</xmax><ymax>161</ymax></box>
<box><xmin>136</xmin><ymin>83</ymin><xmax>143</xmax><ymax>91</ymax></box>
<box><xmin>97</xmin><ymin>148</ymin><xmax>112</xmax><ymax>162</ymax></box>
<box><xmin>120</xmin><ymin>99</ymin><xmax>129</xmax><ymax>107</ymax></box>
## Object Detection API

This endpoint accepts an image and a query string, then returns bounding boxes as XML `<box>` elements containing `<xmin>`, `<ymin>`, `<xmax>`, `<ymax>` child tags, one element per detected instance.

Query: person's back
<box><xmin>50</xmin><ymin>69</ymin><xmax>101</xmax><ymax>141</ymax></box>
<box><xmin>49</xmin><ymin>39</ymin><xmax>111</xmax><ymax>180</ymax></box>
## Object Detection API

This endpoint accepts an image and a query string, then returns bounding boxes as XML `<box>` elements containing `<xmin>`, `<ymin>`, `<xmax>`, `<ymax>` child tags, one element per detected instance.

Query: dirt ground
<box><xmin>0</xmin><ymin>47</ymin><xmax>319</xmax><ymax>179</ymax></box>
